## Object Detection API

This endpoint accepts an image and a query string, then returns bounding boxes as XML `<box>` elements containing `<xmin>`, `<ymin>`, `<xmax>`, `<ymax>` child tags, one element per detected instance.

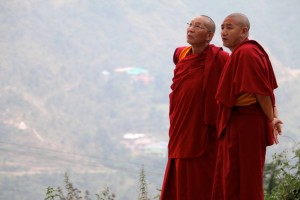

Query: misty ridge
<box><xmin>0</xmin><ymin>0</ymin><xmax>300</xmax><ymax>199</ymax></box>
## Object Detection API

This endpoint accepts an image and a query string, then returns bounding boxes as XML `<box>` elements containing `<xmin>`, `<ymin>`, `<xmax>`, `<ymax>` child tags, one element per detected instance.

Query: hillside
<box><xmin>0</xmin><ymin>0</ymin><xmax>300</xmax><ymax>199</ymax></box>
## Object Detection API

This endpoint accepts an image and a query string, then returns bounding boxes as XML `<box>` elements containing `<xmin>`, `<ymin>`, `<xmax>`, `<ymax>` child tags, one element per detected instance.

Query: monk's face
<box><xmin>221</xmin><ymin>16</ymin><xmax>247</xmax><ymax>51</ymax></box>
<box><xmin>186</xmin><ymin>17</ymin><xmax>213</xmax><ymax>46</ymax></box>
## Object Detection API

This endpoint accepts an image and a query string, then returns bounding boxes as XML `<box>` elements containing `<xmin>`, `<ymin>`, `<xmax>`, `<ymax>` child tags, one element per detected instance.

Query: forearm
<box><xmin>256</xmin><ymin>94</ymin><xmax>283</xmax><ymax>144</ymax></box>
<box><xmin>273</xmin><ymin>105</ymin><xmax>278</xmax><ymax>118</ymax></box>
<box><xmin>256</xmin><ymin>94</ymin><xmax>273</xmax><ymax>121</ymax></box>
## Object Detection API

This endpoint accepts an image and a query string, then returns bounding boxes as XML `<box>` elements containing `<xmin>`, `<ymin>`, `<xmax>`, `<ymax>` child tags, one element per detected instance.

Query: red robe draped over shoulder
<box><xmin>212</xmin><ymin>39</ymin><xmax>278</xmax><ymax>200</ymax></box>
<box><xmin>160</xmin><ymin>45</ymin><xmax>228</xmax><ymax>200</ymax></box>
<box><xmin>216</xmin><ymin>39</ymin><xmax>278</xmax><ymax>145</ymax></box>
<box><xmin>169</xmin><ymin>44</ymin><xmax>229</xmax><ymax>158</ymax></box>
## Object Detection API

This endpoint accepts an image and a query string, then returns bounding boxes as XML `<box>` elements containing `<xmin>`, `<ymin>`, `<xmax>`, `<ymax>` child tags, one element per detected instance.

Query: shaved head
<box><xmin>192</xmin><ymin>15</ymin><xmax>216</xmax><ymax>33</ymax></box>
<box><xmin>226</xmin><ymin>13</ymin><xmax>250</xmax><ymax>30</ymax></box>
<box><xmin>221</xmin><ymin>13</ymin><xmax>251</xmax><ymax>51</ymax></box>
<box><xmin>200</xmin><ymin>15</ymin><xmax>216</xmax><ymax>33</ymax></box>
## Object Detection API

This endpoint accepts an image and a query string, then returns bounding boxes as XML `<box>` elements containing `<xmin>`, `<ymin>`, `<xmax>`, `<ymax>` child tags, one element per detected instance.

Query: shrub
<box><xmin>265</xmin><ymin>144</ymin><xmax>300</xmax><ymax>200</ymax></box>
<box><xmin>44</xmin><ymin>173</ymin><xmax>116</xmax><ymax>200</ymax></box>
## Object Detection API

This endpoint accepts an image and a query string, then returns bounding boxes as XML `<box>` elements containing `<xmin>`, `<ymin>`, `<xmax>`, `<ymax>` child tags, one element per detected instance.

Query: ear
<box><xmin>207</xmin><ymin>31</ymin><xmax>214</xmax><ymax>42</ymax></box>
<box><xmin>241</xmin><ymin>27</ymin><xmax>249</xmax><ymax>38</ymax></box>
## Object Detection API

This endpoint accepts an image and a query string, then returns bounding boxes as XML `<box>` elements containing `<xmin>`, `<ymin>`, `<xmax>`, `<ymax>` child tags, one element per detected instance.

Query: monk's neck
<box><xmin>191</xmin><ymin>43</ymin><xmax>209</xmax><ymax>54</ymax></box>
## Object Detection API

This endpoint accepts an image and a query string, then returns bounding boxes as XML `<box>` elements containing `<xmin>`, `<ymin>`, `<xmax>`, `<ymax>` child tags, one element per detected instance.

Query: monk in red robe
<box><xmin>160</xmin><ymin>15</ymin><xmax>229</xmax><ymax>200</ymax></box>
<box><xmin>212</xmin><ymin>13</ymin><xmax>283</xmax><ymax>200</ymax></box>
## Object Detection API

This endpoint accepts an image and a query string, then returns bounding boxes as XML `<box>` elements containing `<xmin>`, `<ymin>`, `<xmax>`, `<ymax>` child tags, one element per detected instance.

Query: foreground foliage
<box><xmin>45</xmin><ymin>146</ymin><xmax>300</xmax><ymax>200</ymax></box>
<box><xmin>264</xmin><ymin>145</ymin><xmax>300</xmax><ymax>200</ymax></box>
<box><xmin>45</xmin><ymin>166</ymin><xmax>161</xmax><ymax>200</ymax></box>
<box><xmin>45</xmin><ymin>173</ymin><xmax>116</xmax><ymax>200</ymax></box>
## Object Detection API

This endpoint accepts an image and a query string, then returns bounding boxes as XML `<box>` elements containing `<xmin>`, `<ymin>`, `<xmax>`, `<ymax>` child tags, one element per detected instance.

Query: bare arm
<box><xmin>256</xmin><ymin>95</ymin><xmax>273</xmax><ymax>121</ymax></box>
<box><xmin>273</xmin><ymin>106</ymin><xmax>283</xmax><ymax>134</ymax></box>
<box><xmin>256</xmin><ymin>95</ymin><xmax>283</xmax><ymax>144</ymax></box>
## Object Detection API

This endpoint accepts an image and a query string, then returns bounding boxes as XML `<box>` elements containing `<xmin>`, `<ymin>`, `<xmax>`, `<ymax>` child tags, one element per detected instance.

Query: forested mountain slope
<box><xmin>0</xmin><ymin>0</ymin><xmax>299</xmax><ymax>199</ymax></box>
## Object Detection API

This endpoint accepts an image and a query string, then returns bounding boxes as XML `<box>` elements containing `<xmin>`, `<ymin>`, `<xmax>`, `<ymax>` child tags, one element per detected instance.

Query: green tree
<box><xmin>45</xmin><ymin>173</ymin><xmax>115</xmax><ymax>200</ymax></box>
<box><xmin>138</xmin><ymin>165</ymin><xmax>150</xmax><ymax>200</ymax></box>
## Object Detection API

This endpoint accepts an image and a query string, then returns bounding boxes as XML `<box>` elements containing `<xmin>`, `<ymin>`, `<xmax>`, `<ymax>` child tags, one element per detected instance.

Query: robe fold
<box><xmin>212</xmin><ymin>39</ymin><xmax>278</xmax><ymax>200</ymax></box>
<box><xmin>160</xmin><ymin>44</ymin><xmax>229</xmax><ymax>200</ymax></box>
<box><xmin>169</xmin><ymin>44</ymin><xmax>228</xmax><ymax>158</ymax></box>
<box><xmin>216</xmin><ymin>39</ymin><xmax>278</xmax><ymax>143</ymax></box>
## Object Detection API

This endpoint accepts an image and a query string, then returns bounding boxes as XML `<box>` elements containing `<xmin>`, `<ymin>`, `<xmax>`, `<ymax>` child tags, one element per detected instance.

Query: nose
<box><xmin>187</xmin><ymin>26</ymin><xmax>193</xmax><ymax>31</ymax></box>
<box><xmin>187</xmin><ymin>26</ymin><xmax>195</xmax><ymax>33</ymax></box>
<box><xmin>221</xmin><ymin>29</ymin><xmax>227</xmax><ymax>36</ymax></box>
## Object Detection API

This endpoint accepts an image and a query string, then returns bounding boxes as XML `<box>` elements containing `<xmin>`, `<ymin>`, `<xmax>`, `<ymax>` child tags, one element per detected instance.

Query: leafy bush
<box><xmin>265</xmin><ymin>144</ymin><xmax>300</xmax><ymax>200</ymax></box>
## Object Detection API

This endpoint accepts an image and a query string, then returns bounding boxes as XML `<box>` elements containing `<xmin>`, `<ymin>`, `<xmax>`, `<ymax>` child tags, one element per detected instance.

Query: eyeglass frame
<box><xmin>186</xmin><ymin>22</ymin><xmax>211</xmax><ymax>32</ymax></box>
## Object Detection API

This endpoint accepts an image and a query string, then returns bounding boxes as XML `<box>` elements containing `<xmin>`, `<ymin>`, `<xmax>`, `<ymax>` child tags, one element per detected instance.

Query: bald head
<box><xmin>200</xmin><ymin>15</ymin><xmax>216</xmax><ymax>33</ymax></box>
<box><xmin>226</xmin><ymin>13</ymin><xmax>250</xmax><ymax>31</ymax></box>
<box><xmin>221</xmin><ymin>13</ymin><xmax>251</xmax><ymax>51</ymax></box>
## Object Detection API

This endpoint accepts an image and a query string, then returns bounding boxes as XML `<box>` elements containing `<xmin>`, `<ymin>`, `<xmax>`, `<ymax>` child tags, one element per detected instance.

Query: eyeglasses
<box><xmin>187</xmin><ymin>22</ymin><xmax>207</xmax><ymax>31</ymax></box>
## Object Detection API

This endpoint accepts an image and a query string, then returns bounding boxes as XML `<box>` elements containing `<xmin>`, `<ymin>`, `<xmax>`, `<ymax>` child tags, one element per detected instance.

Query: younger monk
<box><xmin>212</xmin><ymin>13</ymin><xmax>283</xmax><ymax>200</ymax></box>
<box><xmin>160</xmin><ymin>15</ymin><xmax>229</xmax><ymax>200</ymax></box>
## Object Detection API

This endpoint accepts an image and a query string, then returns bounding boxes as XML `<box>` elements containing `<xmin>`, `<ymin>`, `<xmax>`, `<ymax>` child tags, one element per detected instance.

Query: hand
<box><xmin>271</xmin><ymin>117</ymin><xmax>283</xmax><ymax>144</ymax></box>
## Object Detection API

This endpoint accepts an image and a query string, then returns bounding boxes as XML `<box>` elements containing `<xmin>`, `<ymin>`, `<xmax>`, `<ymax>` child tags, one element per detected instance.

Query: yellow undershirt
<box><xmin>235</xmin><ymin>93</ymin><xmax>257</xmax><ymax>106</ymax></box>
<box><xmin>178</xmin><ymin>46</ymin><xmax>192</xmax><ymax>61</ymax></box>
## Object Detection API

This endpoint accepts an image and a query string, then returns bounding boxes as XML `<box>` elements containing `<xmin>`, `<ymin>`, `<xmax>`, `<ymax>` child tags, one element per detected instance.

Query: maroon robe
<box><xmin>212</xmin><ymin>39</ymin><xmax>278</xmax><ymax>200</ymax></box>
<box><xmin>160</xmin><ymin>45</ymin><xmax>229</xmax><ymax>200</ymax></box>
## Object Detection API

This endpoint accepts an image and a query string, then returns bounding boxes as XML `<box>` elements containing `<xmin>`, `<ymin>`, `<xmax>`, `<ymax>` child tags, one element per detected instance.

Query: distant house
<box><xmin>114</xmin><ymin>67</ymin><xmax>152</xmax><ymax>85</ymax></box>
<box><xmin>122</xmin><ymin>133</ymin><xmax>167</xmax><ymax>158</ymax></box>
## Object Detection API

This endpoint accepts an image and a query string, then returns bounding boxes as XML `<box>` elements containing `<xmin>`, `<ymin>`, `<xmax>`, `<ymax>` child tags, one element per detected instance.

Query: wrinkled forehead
<box><xmin>191</xmin><ymin>16</ymin><xmax>208</xmax><ymax>24</ymax></box>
